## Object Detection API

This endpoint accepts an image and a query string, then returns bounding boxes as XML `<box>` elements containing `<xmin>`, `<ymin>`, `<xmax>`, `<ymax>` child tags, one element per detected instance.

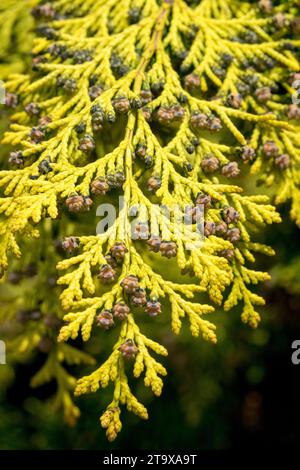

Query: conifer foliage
<box><xmin>0</xmin><ymin>0</ymin><xmax>299</xmax><ymax>440</ymax></box>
